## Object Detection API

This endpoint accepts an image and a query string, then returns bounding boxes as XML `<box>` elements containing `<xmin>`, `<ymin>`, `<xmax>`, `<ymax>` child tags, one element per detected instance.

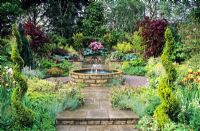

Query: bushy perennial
<box><xmin>89</xmin><ymin>41</ymin><xmax>104</xmax><ymax>52</ymax></box>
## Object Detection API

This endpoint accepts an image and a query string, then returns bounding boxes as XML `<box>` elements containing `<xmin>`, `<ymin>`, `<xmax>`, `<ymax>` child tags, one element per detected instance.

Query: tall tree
<box><xmin>82</xmin><ymin>1</ymin><xmax>105</xmax><ymax>37</ymax></box>
<box><xmin>0</xmin><ymin>0</ymin><xmax>22</xmax><ymax>37</ymax></box>
<box><xmin>104</xmin><ymin>0</ymin><xmax>145</xmax><ymax>33</ymax></box>
<box><xmin>45</xmin><ymin>0</ymin><xmax>90</xmax><ymax>38</ymax></box>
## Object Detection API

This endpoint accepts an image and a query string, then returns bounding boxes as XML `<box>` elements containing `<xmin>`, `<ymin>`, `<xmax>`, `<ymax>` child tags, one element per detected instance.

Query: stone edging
<box><xmin>70</xmin><ymin>68</ymin><xmax>122</xmax><ymax>87</ymax></box>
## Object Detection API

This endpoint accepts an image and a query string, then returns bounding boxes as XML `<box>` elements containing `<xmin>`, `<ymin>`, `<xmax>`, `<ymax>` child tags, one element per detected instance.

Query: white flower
<box><xmin>7</xmin><ymin>68</ymin><xmax>13</xmax><ymax>76</ymax></box>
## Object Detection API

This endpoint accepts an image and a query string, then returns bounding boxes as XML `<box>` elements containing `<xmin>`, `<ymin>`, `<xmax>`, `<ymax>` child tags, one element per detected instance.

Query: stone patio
<box><xmin>48</xmin><ymin>75</ymin><xmax>149</xmax><ymax>131</ymax></box>
<box><xmin>56</xmin><ymin>87</ymin><xmax>139</xmax><ymax>131</ymax></box>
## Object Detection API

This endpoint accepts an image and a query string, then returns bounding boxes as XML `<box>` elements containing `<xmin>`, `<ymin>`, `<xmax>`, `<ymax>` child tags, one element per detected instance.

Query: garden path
<box><xmin>46</xmin><ymin>76</ymin><xmax>148</xmax><ymax>131</ymax></box>
<box><xmin>56</xmin><ymin>87</ymin><xmax>138</xmax><ymax>131</ymax></box>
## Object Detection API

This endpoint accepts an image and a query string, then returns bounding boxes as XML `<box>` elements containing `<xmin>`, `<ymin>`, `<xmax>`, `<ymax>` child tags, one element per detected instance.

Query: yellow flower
<box><xmin>187</xmin><ymin>74</ymin><xmax>194</xmax><ymax>79</ymax></box>
<box><xmin>5</xmin><ymin>83</ymin><xmax>8</xmax><ymax>87</ymax></box>
<box><xmin>188</xmin><ymin>69</ymin><xmax>193</xmax><ymax>74</ymax></box>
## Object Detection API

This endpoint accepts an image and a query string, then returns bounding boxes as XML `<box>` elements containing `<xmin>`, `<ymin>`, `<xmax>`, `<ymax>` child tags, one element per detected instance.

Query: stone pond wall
<box><xmin>70</xmin><ymin>69</ymin><xmax>122</xmax><ymax>87</ymax></box>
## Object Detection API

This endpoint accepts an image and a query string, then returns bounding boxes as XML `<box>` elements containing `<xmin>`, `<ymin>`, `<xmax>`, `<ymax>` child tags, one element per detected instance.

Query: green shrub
<box><xmin>11</xmin><ymin>80</ymin><xmax>84</xmax><ymax>130</ymax></box>
<box><xmin>136</xmin><ymin>116</ymin><xmax>159</xmax><ymax>130</ymax></box>
<box><xmin>154</xmin><ymin>27</ymin><xmax>180</xmax><ymax>128</ymax></box>
<box><xmin>110</xmin><ymin>87</ymin><xmax>158</xmax><ymax>117</ymax></box>
<box><xmin>145</xmin><ymin>57</ymin><xmax>165</xmax><ymax>88</ymax></box>
<box><xmin>122</xmin><ymin>57</ymin><xmax>146</xmax><ymax>76</ymax></box>
<box><xmin>72</xmin><ymin>33</ymin><xmax>84</xmax><ymax>51</ymax></box>
<box><xmin>47</xmin><ymin>67</ymin><xmax>64</xmax><ymax>77</ymax></box>
<box><xmin>136</xmin><ymin>115</ymin><xmax>190</xmax><ymax>131</ymax></box>
<box><xmin>178</xmin><ymin>23</ymin><xmax>200</xmax><ymax>57</ymax></box>
<box><xmin>38</xmin><ymin>58</ymin><xmax>71</xmax><ymax>76</ymax></box>
<box><xmin>109</xmin><ymin>51</ymin><xmax>124</xmax><ymax>61</ymax></box>
<box><xmin>114</xmin><ymin>41</ymin><xmax>133</xmax><ymax>53</ymax></box>
<box><xmin>145</xmin><ymin>96</ymin><xmax>160</xmax><ymax>116</ymax></box>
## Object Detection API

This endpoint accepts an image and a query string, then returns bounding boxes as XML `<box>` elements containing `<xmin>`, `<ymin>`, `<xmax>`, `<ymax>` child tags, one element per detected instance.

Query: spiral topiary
<box><xmin>154</xmin><ymin>27</ymin><xmax>180</xmax><ymax>128</ymax></box>
<box><xmin>11</xmin><ymin>25</ymin><xmax>34</xmax><ymax>127</ymax></box>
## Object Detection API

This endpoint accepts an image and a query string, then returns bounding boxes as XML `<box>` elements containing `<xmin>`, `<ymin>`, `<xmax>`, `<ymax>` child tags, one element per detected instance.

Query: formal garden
<box><xmin>0</xmin><ymin>0</ymin><xmax>200</xmax><ymax>131</ymax></box>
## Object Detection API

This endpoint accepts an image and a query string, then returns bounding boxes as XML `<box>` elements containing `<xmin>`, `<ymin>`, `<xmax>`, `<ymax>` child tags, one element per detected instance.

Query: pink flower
<box><xmin>89</xmin><ymin>41</ymin><xmax>104</xmax><ymax>51</ymax></box>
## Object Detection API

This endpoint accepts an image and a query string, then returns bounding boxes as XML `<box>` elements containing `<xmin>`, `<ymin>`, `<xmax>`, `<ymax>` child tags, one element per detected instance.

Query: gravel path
<box><xmin>123</xmin><ymin>75</ymin><xmax>148</xmax><ymax>87</ymax></box>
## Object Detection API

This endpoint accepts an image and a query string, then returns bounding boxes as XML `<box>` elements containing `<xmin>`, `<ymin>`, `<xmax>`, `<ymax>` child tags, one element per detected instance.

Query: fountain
<box><xmin>70</xmin><ymin>60</ymin><xmax>122</xmax><ymax>87</ymax></box>
<box><xmin>70</xmin><ymin>41</ymin><xmax>122</xmax><ymax>87</ymax></box>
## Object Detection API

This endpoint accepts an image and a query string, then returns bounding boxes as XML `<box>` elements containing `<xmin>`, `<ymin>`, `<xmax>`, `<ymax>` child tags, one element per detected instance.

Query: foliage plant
<box><xmin>22</xmin><ymin>67</ymin><xmax>45</xmax><ymax>79</ymax></box>
<box><xmin>52</xmin><ymin>48</ymin><xmax>68</xmax><ymax>56</ymax></box>
<box><xmin>0</xmin><ymin>39</ymin><xmax>12</xmax><ymax>69</ymax></box>
<box><xmin>102</xmin><ymin>30</ymin><xmax>126</xmax><ymax>49</ymax></box>
<box><xmin>154</xmin><ymin>27</ymin><xmax>179</xmax><ymax>128</ymax></box>
<box><xmin>25</xmin><ymin>79</ymin><xmax>84</xmax><ymax>130</ymax></box>
<box><xmin>109</xmin><ymin>51</ymin><xmax>124</xmax><ymax>61</ymax></box>
<box><xmin>178</xmin><ymin>23</ymin><xmax>200</xmax><ymax>57</ymax></box>
<box><xmin>82</xmin><ymin>1</ymin><xmax>105</xmax><ymax>37</ymax></box>
<box><xmin>139</xmin><ymin>16</ymin><xmax>168</xmax><ymax>57</ymax></box>
<box><xmin>11</xmin><ymin>26</ymin><xmax>34</xmax><ymax>127</ymax></box>
<box><xmin>84</xmin><ymin>41</ymin><xmax>107</xmax><ymax>57</ymax></box>
<box><xmin>176</xmin><ymin>68</ymin><xmax>200</xmax><ymax>130</ymax></box>
<box><xmin>110</xmin><ymin>87</ymin><xmax>159</xmax><ymax>117</ymax></box>
<box><xmin>50</xmin><ymin>34</ymin><xmax>67</xmax><ymax>48</ymax></box>
<box><xmin>0</xmin><ymin>67</ymin><xmax>15</xmax><ymax>129</ymax></box>
<box><xmin>23</xmin><ymin>21</ymin><xmax>49</xmax><ymax>52</ymax></box>
<box><xmin>136</xmin><ymin>116</ymin><xmax>190</xmax><ymax>131</ymax></box>
<box><xmin>114</xmin><ymin>41</ymin><xmax>133</xmax><ymax>53</ymax></box>
<box><xmin>72</xmin><ymin>32</ymin><xmax>84</xmax><ymax>51</ymax></box>
<box><xmin>145</xmin><ymin>57</ymin><xmax>165</xmax><ymax>89</ymax></box>
<box><xmin>122</xmin><ymin>57</ymin><xmax>146</xmax><ymax>76</ymax></box>
<box><xmin>131</xmin><ymin>30</ymin><xmax>144</xmax><ymax>54</ymax></box>
<box><xmin>89</xmin><ymin>41</ymin><xmax>104</xmax><ymax>51</ymax></box>
<box><xmin>47</xmin><ymin>67</ymin><xmax>64</xmax><ymax>77</ymax></box>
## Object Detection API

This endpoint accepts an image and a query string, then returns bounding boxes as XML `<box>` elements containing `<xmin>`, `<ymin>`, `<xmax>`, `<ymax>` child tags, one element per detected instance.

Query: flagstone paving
<box><xmin>56</xmin><ymin>87</ymin><xmax>139</xmax><ymax>131</ymax></box>
<box><xmin>51</xmin><ymin>75</ymin><xmax>148</xmax><ymax>131</ymax></box>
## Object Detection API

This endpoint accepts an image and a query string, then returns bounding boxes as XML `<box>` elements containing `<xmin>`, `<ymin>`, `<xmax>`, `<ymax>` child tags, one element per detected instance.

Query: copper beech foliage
<box><xmin>139</xmin><ymin>16</ymin><xmax>168</xmax><ymax>58</ymax></box>
<box><xmin>23</xmin><ymin>21</ymin><xmax>49</xmax><ymax>51</ymax></box>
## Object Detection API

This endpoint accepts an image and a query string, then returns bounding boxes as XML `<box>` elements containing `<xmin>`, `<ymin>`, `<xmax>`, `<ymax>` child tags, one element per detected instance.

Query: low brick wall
<box><xmin>70</xmin><ymin>69</ymin><xmax>122</xmax><ymax>87</ymax></box>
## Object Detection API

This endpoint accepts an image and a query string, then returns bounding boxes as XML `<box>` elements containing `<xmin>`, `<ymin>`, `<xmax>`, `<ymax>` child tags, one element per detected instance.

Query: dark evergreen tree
<box><xmin>18</xmin><ymin>23</ymin><xmax>34</xmax><ymax>68</ymax></box>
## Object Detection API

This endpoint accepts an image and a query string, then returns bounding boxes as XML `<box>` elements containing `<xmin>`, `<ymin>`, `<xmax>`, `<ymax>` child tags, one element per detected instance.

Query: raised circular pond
<box><xmin>70</xmin><ymin>68</ymin><xmax>122</xmax><ymax>87</ymax></box>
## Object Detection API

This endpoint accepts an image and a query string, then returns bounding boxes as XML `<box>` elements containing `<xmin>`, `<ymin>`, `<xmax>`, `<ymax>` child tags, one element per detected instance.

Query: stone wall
<box><xmin>70</xmin><ymin>69</ymin><xmax>122</xmax><ymax>87</ymax></box>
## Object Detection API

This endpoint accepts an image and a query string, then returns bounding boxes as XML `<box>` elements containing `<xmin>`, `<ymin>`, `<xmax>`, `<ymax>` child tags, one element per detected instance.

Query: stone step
<box><xmin>56</xmin><ymin>110</ymin><xmax>139</xmax><ymax>125</ymax></box>
<box><xmin>56</xmin><ymin>118</ymin><xmax>138</xmax><ymax>125</ymax></box>
<box><xmin>57</xmin><ymin>125</ymin><xmax>139</xmax><ymax>131</ymax></box>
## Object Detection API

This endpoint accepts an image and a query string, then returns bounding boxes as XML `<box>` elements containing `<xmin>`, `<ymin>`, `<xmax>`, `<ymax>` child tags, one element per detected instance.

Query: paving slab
<box><xmin>86</xmin><ymin>110</ymin><xmax>108</xmax><ymax>119</ymax></box>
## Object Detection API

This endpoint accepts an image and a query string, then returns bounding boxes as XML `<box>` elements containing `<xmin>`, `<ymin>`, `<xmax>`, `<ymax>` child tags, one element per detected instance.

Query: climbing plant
<box><xmin>154</xmin><ymin>27</ymin><xmax>180</xmax><ymax>128</ymax></box>
<box><xmin>11</xmin><ymin>25</ymin><xmax>34</xmax><ymax>127</ymax></box>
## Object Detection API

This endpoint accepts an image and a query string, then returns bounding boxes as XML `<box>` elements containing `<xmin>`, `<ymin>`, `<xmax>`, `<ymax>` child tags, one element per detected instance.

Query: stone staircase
<box><xmin>56</xmin><ymin>87</ymin><xmax>139</xmax><ymax>131</ymax></box>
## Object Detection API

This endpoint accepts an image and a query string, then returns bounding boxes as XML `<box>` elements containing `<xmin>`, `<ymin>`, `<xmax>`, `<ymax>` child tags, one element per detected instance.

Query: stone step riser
<box><xmin>56</xmin><ymin>119</ymin><xmax>138</xmax><ymax>125</ymax></box>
